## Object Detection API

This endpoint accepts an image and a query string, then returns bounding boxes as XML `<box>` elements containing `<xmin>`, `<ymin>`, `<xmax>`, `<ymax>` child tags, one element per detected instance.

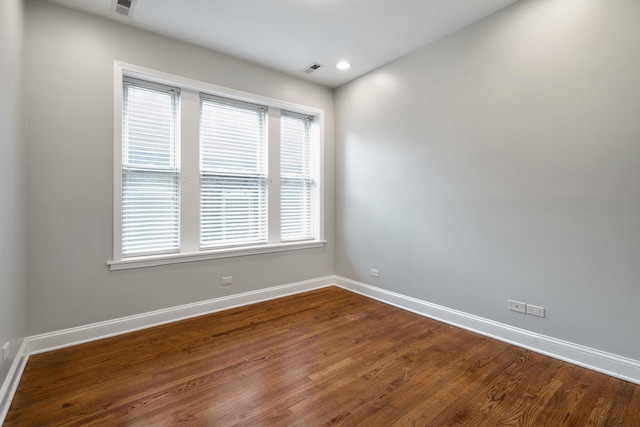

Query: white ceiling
<box><xmin>47</xmin><ymin>0</ymin><xmax>520</xmax><ymax>88</ymax></box>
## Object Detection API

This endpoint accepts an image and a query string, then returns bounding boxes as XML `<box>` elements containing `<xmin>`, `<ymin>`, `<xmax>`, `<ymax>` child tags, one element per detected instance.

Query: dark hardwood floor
<box><xmin>5</xmin><ymin>286</ymin><xmax>640</xmax><ymax>426</ymax></box>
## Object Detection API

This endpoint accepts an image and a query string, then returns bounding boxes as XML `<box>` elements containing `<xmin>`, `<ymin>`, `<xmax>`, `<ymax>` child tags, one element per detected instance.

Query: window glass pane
<box><xmin>122</xmin><ymin>170</ymin><xmax>180</xmax><ymax>255</ymax></box>
<box><xmin>201</xmin><ymin>175</ymin><xmax>267</xmax><ymax>246</ymax></box>
<box><xmin>281</xmin><ymin>113</ymin><xmax>314</xmax><ymax>241</ymax></box>
<box><xmin>122</xmin><ymin>79</ymin><xmax>180</xmax><ymax>257</ymax></box>
<box><xmin>200</xmin><ymin>96</ymin><xmax>267</xmax><ymax>247</ymax></box>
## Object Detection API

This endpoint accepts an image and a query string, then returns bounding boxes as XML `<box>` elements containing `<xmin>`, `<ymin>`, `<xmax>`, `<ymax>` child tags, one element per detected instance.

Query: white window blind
<box><xmin>121</xmin><ymin>77</ymin><xmax>180</xmax><ymax>257</ymax></box>
<box><xmin>199</xmin><ymin>94</ymin><xmax>267</xmax><ymax>248</ymax></box>
<box><xmin>281</xmin><ymin>111</ymin><xmax>315</xmax><ymax>241</ymax></box>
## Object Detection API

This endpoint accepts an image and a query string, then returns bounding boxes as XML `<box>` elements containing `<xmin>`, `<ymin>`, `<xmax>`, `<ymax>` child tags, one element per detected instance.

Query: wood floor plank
<box><xmin>5</xmin><ymin>286</ymin><xmax>640</xmax><ymax>426</ymax></box>
<box><xmin>621</xmin><ymin>384</ymin><xmax>640</xmax><ymax>426</ymax></box>
<box><xmin>347</xmin><ymin>335</ymin><xmax>509</xmax><ymax>425</ymax></box>
<box><xmin>587</xmin><ymin>376</ymin><xmax>624</xmax><ymax>426</ymax></box>
<box><xmin>604</xmin><ymin>380</ymin><xmax>637</xmax><ymax>426</ymax></box>
<box><xmin>532</xmin><ymin>365</ymin><xmax>598</xmax><ymax>426</ymax></box>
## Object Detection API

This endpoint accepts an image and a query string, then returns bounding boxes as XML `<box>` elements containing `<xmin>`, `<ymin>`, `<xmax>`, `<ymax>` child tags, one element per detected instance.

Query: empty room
<box><xmin>1</xmin><ymin>0</ymin><xmax>640</xmax><ymax>425</ymax></box>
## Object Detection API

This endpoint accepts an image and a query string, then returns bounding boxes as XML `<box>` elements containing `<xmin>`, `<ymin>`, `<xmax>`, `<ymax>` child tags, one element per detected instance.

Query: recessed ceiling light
<box><xmin>336</xmin><ymin>61</ymin><xmax>351</xmax><ymax>70</ymax></box>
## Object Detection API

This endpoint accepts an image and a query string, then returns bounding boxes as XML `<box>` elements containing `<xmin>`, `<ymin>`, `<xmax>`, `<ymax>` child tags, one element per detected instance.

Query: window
<box><xmin>121</xmin><ymin>78</ymin><xmax>180</xmax><ymax>257</ymax></box>
<box><xmin>111</xmin><ymin>64</ymin><xmax>324</xmax><ymax>269</ymax></box>
<box><xmin>200</xmin><ymin>95</ymin><xmax>267</xmax><ymax>248</ymax></box>
<box><xmin>281</xmin><ymin>111</ymin><xmax>315</xmax><ymax>241</ymax></box>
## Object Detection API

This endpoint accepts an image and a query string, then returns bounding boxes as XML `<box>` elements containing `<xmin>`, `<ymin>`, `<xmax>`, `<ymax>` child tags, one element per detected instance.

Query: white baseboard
<box><xmin>28</xmin><ymin>276</ymin><xmax>335</xmax><ymax>355</ymax></box>
<box><xmin>0</xmin><ymin>338</ymin><xmax>29</xmax><ymax>426</ymax></box>
<box><xmin>334</xmin><ymin>276</ymin><xmax>640</xmax><ymax>385</ymax></box>
<box><xmin>5</xmin><ymin>274</ymin><xmax>639</xmax><ymax>425</ymax></box>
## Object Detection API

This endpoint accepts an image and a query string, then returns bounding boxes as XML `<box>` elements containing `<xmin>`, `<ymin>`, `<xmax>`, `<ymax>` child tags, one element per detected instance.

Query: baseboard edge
<box><xmin>334</xmin><ymin>276</ymin><xmax>640</xmax><ymax>385</ymax></box>
<box><xmin>0</xmin><ymin>338</ymin><xmax>29</xmax><ymax>425</ymax></box>
<box><xmin>28</xmin><ymin>276</ymin><xmax>336</xmax><ymax>355</ymax></box>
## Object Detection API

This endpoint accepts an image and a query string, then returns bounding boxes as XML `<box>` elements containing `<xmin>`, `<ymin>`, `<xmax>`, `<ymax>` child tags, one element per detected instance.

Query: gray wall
<box><xmin>0</xmin><ymin>0</ymin><xmax>27</xmax><ymax>381</ymax></box>
<box><xmin>335</xmin><ymin>0</ymin><xmax>640</xmax><ymax>360</ymax></box>
<box><xmin>25</xmin><ymin>0</ymin><xmax>335</xmax><ymax>335</ymax></box>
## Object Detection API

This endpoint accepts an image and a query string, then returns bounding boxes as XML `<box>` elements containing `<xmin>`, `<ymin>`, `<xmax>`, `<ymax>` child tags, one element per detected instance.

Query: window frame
<box><xmin>199</xmin><ymin>94</ymin><xmax>269</xmax><ymax>249</ymax></box>
<box><xmin>280</xmin><ymin>110</ymin><xmax>317</xmax><ymax>242</ymax></box>
<box><xmin>120</xmin><ymin>77</ymin><xmax>181</xmax><ymax>258</ymax></box>
<box><xmin>110</xmin><ymin>62</ymin><xmax>325</xmax><ymax>270</ymax></box>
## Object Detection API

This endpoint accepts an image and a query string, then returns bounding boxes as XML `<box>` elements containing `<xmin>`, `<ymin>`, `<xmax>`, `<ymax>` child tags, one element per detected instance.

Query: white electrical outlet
<box><xmin>221</xmin><ymin>276</ymin><xmax>233</xmax><ymax>285</ymax></box>
<box><xmin>526</xmin><ymin>304</ymin><xmax>545</xmax><ymax>318</ymax></box>
<box><xmin>370</xmin><ymin>268</ymin><xmax>379</xmax><ymax>277</ymax></box>
<box><xmin>3</xmin><ymin>342</ymin><xmax>9</xmax><ymax>362</ymax></box>
<box><xmin>508</xmin><ymin>299</ymin><xmax>526</xmax><ymax>313</ymax></box>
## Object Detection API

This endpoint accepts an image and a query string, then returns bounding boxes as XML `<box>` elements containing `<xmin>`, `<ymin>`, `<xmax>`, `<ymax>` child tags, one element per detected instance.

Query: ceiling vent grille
<box><xmin>301</xmin><ymin>63</ymin><xmax>323</xmax><ymax>74</ymax></box>
<box><xmin>114</xmin><ymin>0</ymin><xmax>134</xmax><ymax>16</ymax></box>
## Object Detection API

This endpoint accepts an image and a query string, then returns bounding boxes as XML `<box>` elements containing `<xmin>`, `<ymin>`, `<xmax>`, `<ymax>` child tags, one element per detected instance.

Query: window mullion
<box><xmin>180</xmin><ymin>89</ymin><xmax>200</xmax><ymax>253</ymax></box>
<box><xmin>267</xmin><ymin>107</ymin><xmax>281</xmax><ymax>244</ymax></box>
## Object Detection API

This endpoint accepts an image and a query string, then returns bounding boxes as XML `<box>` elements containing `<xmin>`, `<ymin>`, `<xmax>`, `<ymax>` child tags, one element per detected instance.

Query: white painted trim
<box><xmin>333</xmin><ymin>276</ymin><xmax>640</xmax><ymax>385</ymax></box>
<box><xmin>115</xmin><ymin>62</ymin><xmax>325</xmax><ymax>117</ymax></box>
<box><xmin>267</xmin><ymin>107</ymin><xmax>282</xmax><ymax>244</ymax></box>
<box><xmin>0</xmin><ymin>339</ymin><xmax>29</xmax><ymax>425</ymax></box>
<box><xmin>113</xmin><ymin>61</ymin><xmax>124</xmax><ymax>261</ymax></box>
<box><xmin>28</xmin><ymin>276</ymin><xmax>335</xmax><ymax>354</ymax></box>
<box><xmin>111</xmin><ymin>61</ymin><xmax>326</xmax><ymax>265</ymax></box>
<box><xmin>108</xmin><ymin>240</ymin><xmax>327</xmax><ymax>270</ymax></box>
<box><xmin>5</xmin><ymin>275</ymin><xmax>639</xmax><ymax>423</ymax></box>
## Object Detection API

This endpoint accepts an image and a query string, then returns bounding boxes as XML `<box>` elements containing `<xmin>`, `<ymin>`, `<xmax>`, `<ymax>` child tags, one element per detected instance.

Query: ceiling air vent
<box><xmin>113</xmin><ymin>0</ymin><xmax>135</xmax><ymax>17</ymax></box>
<box><xmin>301</xmin><ymin>63</ymin><xmax>323</xmax><ymax>74</ymax></box>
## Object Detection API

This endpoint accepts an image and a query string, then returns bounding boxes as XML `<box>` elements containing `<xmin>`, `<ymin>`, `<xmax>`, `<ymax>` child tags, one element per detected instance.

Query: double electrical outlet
<box><xmin>508</xmin><ymin>299</ymin><xmax>545</xmax><ymax>318</ymax></box>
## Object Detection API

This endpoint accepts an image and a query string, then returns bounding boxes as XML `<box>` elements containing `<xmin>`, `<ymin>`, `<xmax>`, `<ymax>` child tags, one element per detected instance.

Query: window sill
<box><xmin>108</xmin><ymin>240</ymin><xmax>327</xmax><ymax>271</ymax></box>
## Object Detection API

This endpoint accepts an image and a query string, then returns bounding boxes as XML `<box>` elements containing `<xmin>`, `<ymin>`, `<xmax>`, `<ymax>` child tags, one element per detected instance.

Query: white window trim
<box><xmin>108</xmin><ymin>240</ymin><xmax>326</xmax><ymax>270</ymax></box>
<box><xmin>110</xmin><ymin>62</ymin><xmax>325</xmax><ymax>270</ymax></box>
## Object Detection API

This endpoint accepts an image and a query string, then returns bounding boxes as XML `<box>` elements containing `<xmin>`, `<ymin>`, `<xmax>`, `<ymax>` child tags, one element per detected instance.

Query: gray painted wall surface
<box><xmin>0</xmin><ymin>0</ymin><xmax>27</xmax><ymax>382</ymax></box>
<box><xmin>335</xmin><ymin>0</ymin><xmax>640</xmax><ymax>360</ymax></box>
<box><xmin>25</xmin><ymin>0</ymin><xmax>335</xmax><ymax>335</ymax></box>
